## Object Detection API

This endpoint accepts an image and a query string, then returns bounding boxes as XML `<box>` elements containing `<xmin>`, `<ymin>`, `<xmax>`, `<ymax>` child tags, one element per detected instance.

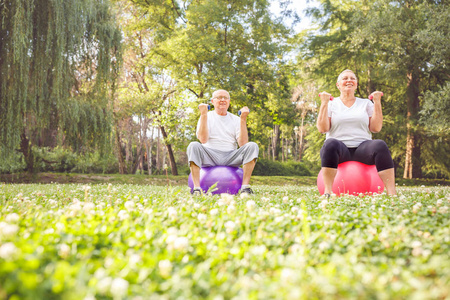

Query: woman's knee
<box><xmin>372</xmin><ymin>139</ymin><xmax>390</xmax><ymax>154</ymax></box>
<box><xmin>321</xmin><ymin>138</ymin><xmax>342</xmax><ymax>155</ymax></box>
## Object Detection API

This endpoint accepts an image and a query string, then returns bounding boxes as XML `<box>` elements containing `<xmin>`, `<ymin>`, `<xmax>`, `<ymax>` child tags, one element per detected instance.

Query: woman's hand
<box><xmin>369</xmin><ymin>91</ymin><xmax>384</xmax><ymax>103</ymax></box>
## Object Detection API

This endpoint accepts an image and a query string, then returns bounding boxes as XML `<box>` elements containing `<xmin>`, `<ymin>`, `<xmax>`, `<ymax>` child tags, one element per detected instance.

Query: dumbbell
<box><xmin>368</xmin><ymin>92</ymin><xmax>384</xmax><ymax>100</ymax></box>
<box><xmin>318</xmin><ymin>93</ymin><xmax>334</xmax><ymax>101</ymax></box>
<box><xmin>238</xmin><ymin>109</ymin><xmax>250</xmax><ymax>116</ymax></box>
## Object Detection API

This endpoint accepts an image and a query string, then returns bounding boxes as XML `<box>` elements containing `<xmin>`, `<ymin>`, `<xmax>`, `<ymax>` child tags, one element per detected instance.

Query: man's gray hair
<box><xmin>211</xmin><ymin>89</ymin><xmax>230</xmax><ymax>99</ymax></box>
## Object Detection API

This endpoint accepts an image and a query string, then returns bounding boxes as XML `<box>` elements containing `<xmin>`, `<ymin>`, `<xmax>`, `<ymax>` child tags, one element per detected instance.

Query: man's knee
<box><xmin>187</xmin><ymin>141</ymin><xmax>202</xmax><ymax>155</ymax></box>
<box><xmin>246</xmin><ymin>141</ymin><xmax>259</xmax><ymax>152</ymax></box>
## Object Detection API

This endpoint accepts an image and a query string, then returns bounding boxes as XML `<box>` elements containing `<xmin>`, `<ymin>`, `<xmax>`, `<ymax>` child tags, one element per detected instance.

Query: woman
<box><xmin>316</xmin><ymin>69</ymin><xmax>396</xmax><ymax>196</ymax></box>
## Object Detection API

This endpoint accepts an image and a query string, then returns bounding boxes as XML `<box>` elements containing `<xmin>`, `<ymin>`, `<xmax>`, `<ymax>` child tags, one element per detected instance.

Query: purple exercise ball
<box><xmin>188</xmin><ymin>166</ymin><xmax>243</xmax><ymax>195</ymax></box>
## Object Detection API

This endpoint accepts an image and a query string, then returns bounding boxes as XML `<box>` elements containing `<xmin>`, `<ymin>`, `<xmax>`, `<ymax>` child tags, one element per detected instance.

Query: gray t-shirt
<box><xmin>196</xmin><ymin>111</ymin><xmax>240</xmax><ymax>151</ymax></box>
<box><xmin>326</xmin><ymin>97</ymin><xmax>374</xmax><ymax>147</ymax></box>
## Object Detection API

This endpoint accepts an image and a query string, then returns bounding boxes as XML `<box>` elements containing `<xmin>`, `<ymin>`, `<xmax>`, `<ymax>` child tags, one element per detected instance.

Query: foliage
<box><xmin>0</xmin><ymin>0</ymin><xmax>121</xmax><ymax>169</ymax></box>
<box><xmin>253</xmin><ymin>159</ymin><xmax>312</xmax><ymax>176</ymax></box>
<box><xmin>420</xmin><ymin>82</ymin><xmax>450</xmax><ymax>134</ymax></box>
<box><xmin>0</xmin><ymin>184</ymin><xmax>449</xmax><ymax>298</ymax></box>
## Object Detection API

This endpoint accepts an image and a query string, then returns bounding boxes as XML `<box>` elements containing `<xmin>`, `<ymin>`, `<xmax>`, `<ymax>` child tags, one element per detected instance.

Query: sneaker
<box><xmin>191</xmin><ymin>188</ymin><xmax>202</xmax><ymax>196</ymax></box>
<box><xmin>321</xmin><ymin>193</ymin><xmax>331</xmax><ymax>199</ymax></box>
<box><xmin>240</xmin><ymin>187</ymin><xmax>254</xmax><ymax>195</ymax></box>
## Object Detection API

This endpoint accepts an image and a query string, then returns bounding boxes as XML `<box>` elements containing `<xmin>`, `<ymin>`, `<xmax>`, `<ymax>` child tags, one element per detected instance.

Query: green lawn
<box><xmin>0</xmin><ymin>183</ymin><xmax>449</xmax><ymax>299</ymax></box>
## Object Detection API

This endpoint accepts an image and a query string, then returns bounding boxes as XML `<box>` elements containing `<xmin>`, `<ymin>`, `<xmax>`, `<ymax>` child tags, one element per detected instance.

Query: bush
<box><xmin>34</xmin><ymin>147</ymin><xmax>118</xmax><ymax>174</ymax></box>
<box><xmin>253</xmin><ymin>159</ymin><xmax>312</xmax><ymax>176</ymax></box>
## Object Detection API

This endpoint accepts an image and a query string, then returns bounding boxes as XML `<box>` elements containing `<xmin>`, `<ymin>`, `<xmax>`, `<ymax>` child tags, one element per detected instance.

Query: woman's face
<box><xmin>337</xmin><ymin>71</ymin><xmax>358</xmax><ymax>93</ymax></box>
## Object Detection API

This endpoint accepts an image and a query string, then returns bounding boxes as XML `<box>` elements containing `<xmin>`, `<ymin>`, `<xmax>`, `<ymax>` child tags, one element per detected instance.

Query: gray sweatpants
<box><xmin>187</xmin><ymin>141</ymin><xmax>259</xmax><ymax>168</ymax></box>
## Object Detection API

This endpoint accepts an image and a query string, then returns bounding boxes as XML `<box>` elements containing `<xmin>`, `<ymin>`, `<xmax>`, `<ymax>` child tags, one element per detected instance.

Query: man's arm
<box><xmin>197</xmin><ymin>104</ymin><xmax>209</xmax><ymax>143</ymax></box>
<box><xmin>237</xmin><ymin>107</ymin><xmax>250</xmax><ymax>147</ymax></box>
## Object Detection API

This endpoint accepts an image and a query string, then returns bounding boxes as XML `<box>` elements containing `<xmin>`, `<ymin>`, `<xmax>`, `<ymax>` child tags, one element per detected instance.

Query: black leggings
<box><xmin>320</xmin><ymin>138</ymin><xmax>394</xmax><ymax>171</ymax></box>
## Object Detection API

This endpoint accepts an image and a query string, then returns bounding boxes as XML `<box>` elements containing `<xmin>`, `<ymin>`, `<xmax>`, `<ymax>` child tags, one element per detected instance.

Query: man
<box><xmin>187</xmin><ymin>89</ymin><xmax>259</xmax><ymax>195</ymax></box>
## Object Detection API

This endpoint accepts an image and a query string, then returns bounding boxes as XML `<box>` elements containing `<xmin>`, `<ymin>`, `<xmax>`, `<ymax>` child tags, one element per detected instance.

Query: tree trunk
<box><xmin>403</xmin><ymin>70</ymin><xmax>422</xmax><ymax>178</ymax></box>
<box><xmin>20</xmin><ymin>132</ymin><xmax>34</xmax><ymax>174</ymax></box>
<box><xmin>272</xmin><ymin>125</ymin><xmax>280</xmax><ymax>161</ymax></box>
<box><xmin>298</xmin><ymin>117</ymin><xmax>305</xmax><ymax>161</ymax></box>
<box><xmin>160</xmin><ymin>125</ymin><xmax>178</xmax><ymax>175</ymax></box>
<box><xmin>114</xmin><ymin>120</ymin><xmax>127</xmax><ymax>174</ymax></box>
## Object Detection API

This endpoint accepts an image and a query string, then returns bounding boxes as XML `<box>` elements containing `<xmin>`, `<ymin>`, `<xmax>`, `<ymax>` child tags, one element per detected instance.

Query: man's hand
<box><xmin>198</xmin><ymin>103</ymin><xmax>209</xmax><ymax>115</ymax></box>
<box><xmin>239</xmin><ymin>106</ymin><xmax>250</xmax><ymax>118</ymax></box>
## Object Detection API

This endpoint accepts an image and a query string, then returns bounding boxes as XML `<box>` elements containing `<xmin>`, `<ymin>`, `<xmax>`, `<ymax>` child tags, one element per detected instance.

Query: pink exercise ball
<box><xmin>188</xmin><ymin>166</ymin><xmax>243</xmax><ymax>195</ymax></box>
<box><xmin>317</xmin><ymin>161</ymin><xmax>384</xmax><ymax>196</ymax></box>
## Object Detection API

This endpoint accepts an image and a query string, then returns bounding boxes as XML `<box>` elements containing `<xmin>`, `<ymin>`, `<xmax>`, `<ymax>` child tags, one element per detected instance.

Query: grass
<box><xmin>0</xmin><ymin>182</ymin><xmax>449</xmax><ymax>299</ymax></box>
<box><xmin>0</xmin><ymin>172</ymin><xmax>448</xmax><ymax>187</ymax></box>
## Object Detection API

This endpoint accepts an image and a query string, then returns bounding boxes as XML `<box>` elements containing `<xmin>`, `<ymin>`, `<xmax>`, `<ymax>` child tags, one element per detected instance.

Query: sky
<box><xmin>270</xmin><ymin>0</ymin><xmax>318</xmax><ymax>32</ymax></box>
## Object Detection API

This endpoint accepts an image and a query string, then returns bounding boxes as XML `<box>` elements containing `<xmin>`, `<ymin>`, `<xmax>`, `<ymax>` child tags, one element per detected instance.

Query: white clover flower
<box><xmin>291</xmin><ymin>207</ymin><xmax>299</xmax><ymax>213</ymax></box>
<box><xmin>422</xmin><ymin>249</ymin><xmax>432</xmax><ymax>258</ymax></box>
<box><xmin>227</xmin><ymin>205</ymin><xmax>236</xmax><ymax>214</ymax></box>
<box><xmin>110</xmin><ymin>278</ymin><xmax>129</xmax><ymax>297</ymax></box>
<box><xmin>129</xmin><ymin>254</ymin><xmax>141</xmax><ymax>266</ymax></box>
<box><xmin>173</xmin><ymin>237</ymin><xmax>189</xmax><ymax>251</ymax></box>
<box><xmin>411</xmin><ymin>241</ymin><xmax>422</xmax><ymax>248</ymax></box>
<box><xmin>289</xmin><ymin>243</ymin><xmax>303</xmax><ymax>254</ymax></box>
<box><xmin>167</xmin><ymin>207</ymin><xmax>178</xmax><ymax>218</ymax></box>
<box><xmin>193</xmin><ymin>203</ymin><xmax>201</xmax><ymax>209</ymax></box>
<box><xmin>158</xmin><ymin>259</ymin><xmax>172</xmax><ymax>277</ymax></box>
<box><xmin>412</xmin><ymin>204</ymin><xmax>421</xmax><ymax>214</ymax></box>
<box><xmin>412</xmin><ymin>247</ymin><xmax>422</xmax><ymax>257</ymax></box>
<box><xmin>210</xmin><ymin>208</ymin><xmax>219</xmax><ymax>216</ymax></box>
<box><xmin>58</xmin><ymin>243</ymin><xmax>71</xmax><ymax>259</ymax></box>
<box><xmin>117</xmin><ymin>210</ymin><xmax>129</xmax><ymax>220</ymax></box>
<box><xmin>246</xmin><ymin>200</ymin><xmax>256</xmax><ymax>211</ymax></box>
<box><xmin>0</xmin><ymin>242</ymin><xmax>18</xmax><ymax>260</ymax></box>
<box><xmin>48</xmin><ymin>199</ymin><xmax>58</xmax><ymax>208</ymax></box>
<box><xmin>97</xmin><ymin>277</ymin><xmax>112</xmax><ymax>294</ymax></box>
<box><xmin>438</xmin><ymin>206</ymin><xmax>448</xmax><ymax>214</ymax></box>
<box><xmin>436</xmin><ymin>199</ymin><xmax>443</xmax><ymax>207</ymax></box>
<box><xmin>240</xmin><ymin>192</ymin><xmax>249</xmax><ymax>199</ymax></box>
<box><xmin>220</xmin><ymin>193</ymin><xmax>234</xmax><ymax>205</ymax></box>
<box><xmin>274</xmin><ymin>216</ymin><xmax>284</xmax><ymax>223</ymax></box>
<box><xmin>55</xmin><ymin>222</ymin><xmax>65</xmax><ymax>232</ymax></box>
<box><xmin>5</xmin><ymin>213</ymin><xmax>20</xmax><ymax>223</ymax></box>
<box><xmin>0</xmin><ymin>222</ymin><xmax>19</xmax><ymax>238</ymax></box>
<box><xmin>320</xmin><ymin>200</ymin><xmax>328</xmax><ymax>209</ymax></box>
<box><xmin>282</xmin><ymin>196</ymin><xmax>289</xmax><ymax>204</ymax></box>
<box><xmin>251</xmin><ymin>245</ymin><xmax>267</xmax><ymax>256</ymax></box>
<box><xmin>84</xmin><ymin>202</ymin><xmax>96</xmax><ymax>214</ymax></box>
<box><xmin>402</xmin><ymin>209</ymin><xmax>409</xmax><ymax>214</ymax></box>
<box><xmin>224</xmin><ymin>220</ymin><xmax>236</xmax><ymax>233</ymax></box>
<box><xmin>197</xmin><ymin>213</ymin><xmax>207</xmax><ymax>222</ymax></box>
<box><xmin>269</xmin><ymin>207</ymin><xmax>281</xmax><ymax>215</ymax></box>
<box><xmin>124</xmin><ymin>201</ymin><xmax>135</xmax><ymax>211</ymax></box>
<box><xmin>319</xmin><ymin>241</ymin><xmax>330</xmax><ymax>251</ymax></box>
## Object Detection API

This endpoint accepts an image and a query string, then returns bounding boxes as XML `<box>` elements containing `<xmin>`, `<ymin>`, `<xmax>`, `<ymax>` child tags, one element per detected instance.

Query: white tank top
<box><xmin>326</xmin><ymin>97</ymin><xmax>374</xmax><ymax>147</ymax></box>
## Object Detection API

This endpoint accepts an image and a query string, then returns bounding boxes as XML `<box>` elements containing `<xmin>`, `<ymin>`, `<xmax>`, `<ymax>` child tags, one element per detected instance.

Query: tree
<box><xmin>125</xmin><ymin>0</ymin><xmax>296</xmax><ymax>159</ymax></box>
<box><xmin>301</xmin><ymin>0</ymin><xmax>450</xmax><ymax>178</ymax></box>
<box><xmin>0</xmin><ymin>0</ymin><xmax>121</xmax><ymax>172</ymax></box>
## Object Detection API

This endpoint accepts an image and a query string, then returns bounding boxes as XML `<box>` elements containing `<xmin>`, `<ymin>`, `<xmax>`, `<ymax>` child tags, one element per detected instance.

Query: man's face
<box><xmin>211</xmin><ymin>90</ymin><xmax>230</xmax><ymax>111</ymax></box>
